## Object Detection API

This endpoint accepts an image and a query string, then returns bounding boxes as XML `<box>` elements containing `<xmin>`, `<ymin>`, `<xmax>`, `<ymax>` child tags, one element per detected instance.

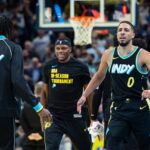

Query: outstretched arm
<box><xmin>77</xmin><ymin>49</ymin><xmax>111</xmax><ymax>113</ymax></box>
<box><xmin>11</xmin><ymin>45</ymin><xmax>51</xmax><ymax>130</ymax></box>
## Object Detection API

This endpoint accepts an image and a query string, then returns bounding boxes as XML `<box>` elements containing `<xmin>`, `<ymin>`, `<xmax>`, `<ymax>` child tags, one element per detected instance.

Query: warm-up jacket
<box><xmin>0</xmin><ymin>37</ymin><xmax>39</xmax><ymax>117</ymax></box>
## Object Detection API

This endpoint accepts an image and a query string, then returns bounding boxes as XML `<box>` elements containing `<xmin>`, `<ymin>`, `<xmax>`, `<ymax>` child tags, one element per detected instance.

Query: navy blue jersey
<box><xmin>109</xmin><ymin>46</ymin><xmax>148</xmax><ymax>101</ymax></box>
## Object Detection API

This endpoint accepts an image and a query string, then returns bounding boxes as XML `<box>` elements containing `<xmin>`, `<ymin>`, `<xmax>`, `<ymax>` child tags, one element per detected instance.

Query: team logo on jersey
<box><xmin>51</xmin><ymin>65</ymin><xmax>58</xmax><ymax>68</ymax></box>
<box><xmin>139</xmin><ymin>105</ymin><xmax>147</xmax><ymax>110</ymax></box>
<box><xmin>51</xmin><ymin>68</ymin><xmax>58</xmax><ymax>73</ymax></box>
<box><xmin>111</xmin><ymin>64</ymin><xmax>135</xmax><ymax>75</ymax></box>
<box><xmin>52</xmin><ymin>84</ymin><xmax>56</xmax><ymax>88</ymax></box>
<box><xmin>113</xmin><ymin>57</ymin><xmax>119</xmax><ymax>60</ymax></box>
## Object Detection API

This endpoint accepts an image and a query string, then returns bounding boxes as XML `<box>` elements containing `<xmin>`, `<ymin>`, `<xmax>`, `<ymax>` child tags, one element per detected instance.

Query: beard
<box><xmin>118</xmin><ymin>40</ymin><xmax>130</xmax><ymax>47</ymax></box>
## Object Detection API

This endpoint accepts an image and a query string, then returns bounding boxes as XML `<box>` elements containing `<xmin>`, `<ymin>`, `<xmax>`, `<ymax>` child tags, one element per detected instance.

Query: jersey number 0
<box><xmin>127</xmin><ymin>77</ymin><xmax>134</xmax><ymax>88</ymax></box>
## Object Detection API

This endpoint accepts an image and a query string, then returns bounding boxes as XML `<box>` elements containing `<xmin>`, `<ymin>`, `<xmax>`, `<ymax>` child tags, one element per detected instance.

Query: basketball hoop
<box><xmin>70</xmin><ymin>16</ymin><xmax>96</xmax><ymax>46</ymax></box>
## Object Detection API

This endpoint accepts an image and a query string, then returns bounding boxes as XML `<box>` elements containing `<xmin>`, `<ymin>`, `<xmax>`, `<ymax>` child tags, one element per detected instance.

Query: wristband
<box><xmin>91</xmin><ymin>114</ymin><xmax>97</xmax><ymax>120</ymax></box>
<box><xmin>33</xmin><ymin>102</ymin><xmax>44</xmax><ymax>113</ymax></box>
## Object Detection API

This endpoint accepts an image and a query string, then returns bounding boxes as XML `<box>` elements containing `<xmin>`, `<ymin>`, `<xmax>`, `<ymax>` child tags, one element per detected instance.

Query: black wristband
<box><xmin>90</xmin><ymin>114</ymin><xmax>97</xmax><ymax>120</ymax></box>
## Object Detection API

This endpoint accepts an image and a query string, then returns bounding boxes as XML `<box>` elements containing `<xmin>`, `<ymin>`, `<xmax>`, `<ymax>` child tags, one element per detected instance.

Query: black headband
<box><xmin>55</xmin><ymin>39</ymin><xmax>71</xmax><ymax>47</ymax></box>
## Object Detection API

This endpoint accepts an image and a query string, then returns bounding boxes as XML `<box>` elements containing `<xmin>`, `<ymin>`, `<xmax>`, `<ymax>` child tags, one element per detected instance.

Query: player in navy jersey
<box><xmin>41</xmin><ymin>37</ymin><xmax>92</xmax><ymax>150</ymax></box>
<box><xmin>77</xmin><ymin>21</ymin><xmax>150</xmax><ymax>150</ymax></box>
<box><xmin>0</xmin><ymin>15</ymin><xmax>51</xmax><ymax>150</ymax></box>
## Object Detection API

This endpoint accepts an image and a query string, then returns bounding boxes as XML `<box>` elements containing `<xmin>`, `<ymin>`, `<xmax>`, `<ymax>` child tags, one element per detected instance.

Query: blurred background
<box><xmin>0</xmin><ymin>0</ymin><xmax>150</xmax><ymax>150</ymax></box>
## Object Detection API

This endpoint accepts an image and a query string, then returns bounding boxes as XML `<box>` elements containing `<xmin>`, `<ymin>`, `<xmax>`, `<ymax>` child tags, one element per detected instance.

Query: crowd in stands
<box><xmin>1</xmin><ymin>0</ymin><xmax>150</xmax><ymax>150</ymax></box>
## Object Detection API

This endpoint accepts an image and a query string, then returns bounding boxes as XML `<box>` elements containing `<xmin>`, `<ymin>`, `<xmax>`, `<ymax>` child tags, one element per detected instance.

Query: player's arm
<box><xmin>139</xmin><ymin>49</ymin><xmax>150</xmax><ymax>70</ymax></box>
<box><xmin>11</xmin><ymin>45</ymin><xmax>51</xmax><ymax>129</ymax></box>
<box><xmin>11</xmin><ymin>44</ymin><xmax>42</xmax><ymax>108</ymax></box>
<box><xmin>83</xmin><ymin>84</ymin><xmax>93</xmax><ymax>118</ymax></box>
<box><xmin>81</xmin><ymin>49</ymin><xmax>110</xmax><ymax>98</ymax></box>
<box><xmin>139</xmin><ymin>50</ymin><xmax>150</xmax><ymax>99</ymax></box>
<box><xmin>77</xmin><ymin>49</ymin><xmax>111</xmax><ymax>113</ymax></box>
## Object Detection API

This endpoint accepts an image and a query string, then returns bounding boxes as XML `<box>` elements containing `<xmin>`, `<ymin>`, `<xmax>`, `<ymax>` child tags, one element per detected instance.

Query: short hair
<box><xmin>0</xmin><ymin>15</ymin><xmax>13</xmax><ymax>38</ymax></box>
<box><xmin>117</xmin><ymin>20</ymin><xmax>135</xmax><ymax>33</ymax></box>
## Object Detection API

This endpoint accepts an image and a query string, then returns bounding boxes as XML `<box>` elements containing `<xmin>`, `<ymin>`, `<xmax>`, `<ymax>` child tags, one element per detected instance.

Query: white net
<box><xmin>70</xmin><ymin>17</ymin><xmax>96</xmax><ymax>46</ymax></box>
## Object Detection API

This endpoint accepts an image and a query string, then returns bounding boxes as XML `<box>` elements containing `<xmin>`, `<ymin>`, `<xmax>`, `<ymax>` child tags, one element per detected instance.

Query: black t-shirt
<box><xmin>43</xmin><ymin>57</ymin><xmax>91</xmax><ymax>119</ymax></box>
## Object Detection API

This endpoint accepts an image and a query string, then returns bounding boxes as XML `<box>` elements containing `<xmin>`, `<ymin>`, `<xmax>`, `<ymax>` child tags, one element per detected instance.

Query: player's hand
<box><xmin>90</xmin><ymin>119</ymin><xmax>97</xmax><ymax>126</ymax></box>
<box><xmin>77</xmin><ymin>95</ymin><xmax>86</xmax><ymax>114</ymax></box>
<box><xmin>142</xmin><ymin>90</ymin><xmax>150</xmax><ymax>99</ymax></box>
<box><xmin>38</xmin><ymin>108</ymin><xmax>52</xmax><ymax>131</ymax></box>
<box><xmin>28</xmin><ymin>133</ymin><xmax>43</xmax><ymax>141</ymax></box>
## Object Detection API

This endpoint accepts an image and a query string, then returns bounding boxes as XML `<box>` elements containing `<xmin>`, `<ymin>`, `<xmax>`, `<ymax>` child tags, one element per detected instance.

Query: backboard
<box><xmin>38</xmin><ymin>0</ymin><xmax>137</xmax><ymax>30</ymax></box>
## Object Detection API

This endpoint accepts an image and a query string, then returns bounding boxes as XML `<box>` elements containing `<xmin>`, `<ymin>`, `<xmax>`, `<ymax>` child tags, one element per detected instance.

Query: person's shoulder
<box><xmin>70</xmin><ymin>58</ymin><xmax>90</xmax><ymax>74</ymax></box>
<box><xmin>71</xmin><ymin>57</ymin><xmax>87</xmax><ymax>67</ymax></box>
<box><xmin>100</xmin><ymin>47</ymin><xmax>115</xmax><ymax>65</ymax></box>
<box><xmin>4</xmin><ymin>40</ymin><xmax>23</xmax><ymax>57</ymax></box>
<box><xmin>46</xmin><ymin>57</ymin><xmax>56</xmax><ymax>63</ymax></box>
<box><xmin>102</xmin><ymin>47</ymin><xmax>114</xmax><ymax>57</ymax></box>
<box><xmin>44</xmin><ymin>57</ymin><xmax>57</xmax><ymax>67</ymax></box>
<box><xmin>139</xmin><ymin>48</ymin><xmax>149</xmax><ymax>53</ymax></box>
<box><xmin>138</xmin><ymin>48</ymin><xmax>150</xmax><ymax>59</ymax></box>
<box><xmin>71</xmin><ymin>57</ymin><xmax>82</xmax><ymax>63</ymax></box>
<box><xmin>137</xmin><ymin>47</ymin><xmax>150</xmax><ymax>65</ymax></box>
<box><xmin>5</xmin><ymin>39</ymin><xmax>21</xmax><ymax>50</ymax></box>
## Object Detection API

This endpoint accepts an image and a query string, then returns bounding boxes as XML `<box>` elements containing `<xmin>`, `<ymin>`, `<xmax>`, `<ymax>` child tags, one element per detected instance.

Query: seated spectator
<box><xmin>20</xmin><ymin>81</ymin><xmax>45</xmax><ymax>150</ymax></box>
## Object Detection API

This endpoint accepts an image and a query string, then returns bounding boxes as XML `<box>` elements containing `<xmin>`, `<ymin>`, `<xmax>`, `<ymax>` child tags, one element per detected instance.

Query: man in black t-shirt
<box><xmin>42</xmin><ymin>37</ymin><xmax>92</xmax><ymax>150</ymax></box>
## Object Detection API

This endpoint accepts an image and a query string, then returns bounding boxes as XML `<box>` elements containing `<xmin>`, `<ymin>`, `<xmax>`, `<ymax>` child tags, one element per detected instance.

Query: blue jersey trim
<box><xmin>117</xmin><ymin>46</ymin><xmax>138</xmax><ymax>59</ymax></box>
<box><xmin>136</xmin><ymin>49</ymin><xmax>148</xmax><ymax>75</ymax></box>
<box><xmin>0</xmin><ymin>35</ymin><xmax>7</xmax><ymax>40</ymax></box>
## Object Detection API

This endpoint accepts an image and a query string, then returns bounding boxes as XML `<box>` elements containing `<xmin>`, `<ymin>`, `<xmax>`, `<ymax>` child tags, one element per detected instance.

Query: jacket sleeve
<box><xmin>11</xmin><ymin>44</ymin><xmax>41</xmax><ymax>109</ymax></box>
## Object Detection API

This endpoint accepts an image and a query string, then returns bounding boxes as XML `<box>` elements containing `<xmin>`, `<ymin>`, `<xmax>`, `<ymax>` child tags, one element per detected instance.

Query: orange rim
<box><xmin>70</xmin><ymin>16</ymin><xmax>95</xmax><ymax>27</ymax></box>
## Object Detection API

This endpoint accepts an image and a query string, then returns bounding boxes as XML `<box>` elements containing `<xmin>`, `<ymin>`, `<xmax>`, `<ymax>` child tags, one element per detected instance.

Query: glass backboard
<box><xmin>38</xmin><ymin>0</ymin><xmax>137</xmax><ymax>30</ymax></box>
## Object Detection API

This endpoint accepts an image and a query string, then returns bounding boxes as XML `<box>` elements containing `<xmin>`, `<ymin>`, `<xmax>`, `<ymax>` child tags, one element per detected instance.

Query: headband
<box><xmin>55</xmin><ymin>39</ymin><xmax>71</xmax><ymax>47</ymax></box>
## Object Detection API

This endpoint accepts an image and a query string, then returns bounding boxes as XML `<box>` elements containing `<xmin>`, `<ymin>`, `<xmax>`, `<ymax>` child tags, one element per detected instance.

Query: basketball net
<box><xmin>70</xmin><ymin>16</ymin><xmax>96</xmax><ymax>46</ymax></box>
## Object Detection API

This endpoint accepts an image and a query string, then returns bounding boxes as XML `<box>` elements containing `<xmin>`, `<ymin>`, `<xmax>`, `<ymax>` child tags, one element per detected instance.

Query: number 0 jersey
<box><xmin>109</xmin><ymin>46</ymin><xmax>148</xmax><ymax>101</ymax></box>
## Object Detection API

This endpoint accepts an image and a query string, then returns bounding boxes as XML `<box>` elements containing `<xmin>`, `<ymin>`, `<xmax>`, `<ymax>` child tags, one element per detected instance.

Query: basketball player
<box><xmin>77</xmin><ymin>21</ymin><xmax>150</xmax><ymax>150</ymax></box>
